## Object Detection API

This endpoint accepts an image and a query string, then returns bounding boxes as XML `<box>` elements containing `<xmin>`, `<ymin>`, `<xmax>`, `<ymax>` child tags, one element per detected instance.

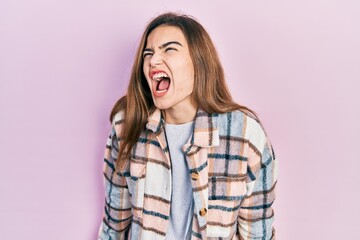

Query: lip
<box><xmin>149</xmin><ymin>69</ymin><xmax>171</xmax><ymax>98</ymax></box>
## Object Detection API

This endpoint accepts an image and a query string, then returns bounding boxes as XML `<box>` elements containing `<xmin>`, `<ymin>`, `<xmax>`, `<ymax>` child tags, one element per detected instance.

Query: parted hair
<box><xmin>110</xmin><ymin>12</ymin><xmax>260</xmax><ymax>170</ymax></box>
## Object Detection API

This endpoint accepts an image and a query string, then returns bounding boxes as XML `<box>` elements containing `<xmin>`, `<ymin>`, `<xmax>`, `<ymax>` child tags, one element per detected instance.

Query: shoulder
<box><xmin>216</xmin><ymin>109</ymin><xmax>271</xmax><ymax>154</ymax></box>
<box><xmin>217</xmin><ymin>108</ymin><xmax>260</xmax><ymax>123</ymax></box>
<box><xmin>111</xmin><ymin>109</ymin><xmax>125</xmax><ymax>125</ymax></box>
<box><xmin>216</xmin><ymin>109</ymin><xmax>262</xmax><ymax>134</ymax></box>
<box><xmin>109</xmin><ymin>95</ymin><xmax>127</xmax><ymax>132</ymax></box>
<box><xmin>111</xmin><ymin>109</ymin><xmax>126</xmax><ymax>137</ymax></box>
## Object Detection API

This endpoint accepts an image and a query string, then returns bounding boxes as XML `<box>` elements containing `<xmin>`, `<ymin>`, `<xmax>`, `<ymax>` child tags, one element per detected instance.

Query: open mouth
<box><xmin>151</xmin><ymin>72</ymin><xmax>171</xmax><ymax>95</ymax></box>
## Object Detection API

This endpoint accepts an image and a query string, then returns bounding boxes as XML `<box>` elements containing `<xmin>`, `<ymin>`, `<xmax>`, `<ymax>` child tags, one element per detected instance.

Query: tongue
<box><xmin>158</xmin><ymin>79</ymin><xmax>170</xmax><ymax>90</ymax></box>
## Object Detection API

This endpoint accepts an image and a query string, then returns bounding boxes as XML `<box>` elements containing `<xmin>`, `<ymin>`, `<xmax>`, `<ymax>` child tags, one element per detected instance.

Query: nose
<box><xmin>149</xmin><ymin>52</ymin><xmax>163</xmax><ymax>67</ymax></box>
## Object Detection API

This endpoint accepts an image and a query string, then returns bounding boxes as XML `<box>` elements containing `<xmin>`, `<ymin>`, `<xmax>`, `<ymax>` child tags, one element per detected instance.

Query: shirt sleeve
<box><xmin>98</xmin><ymin>123</ymin><xmax>132</xmax><ymax>240</ymax></box>
<box><xmin>238</xmin><ymin>119</ymin><xmax>278</xmax><ymax>239</ymax></box>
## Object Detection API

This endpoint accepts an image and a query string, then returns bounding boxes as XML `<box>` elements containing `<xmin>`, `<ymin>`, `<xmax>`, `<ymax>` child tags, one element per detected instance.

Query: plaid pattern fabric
<box><xmin>98</xmin><ymin>108</ymin><xmax>277</xmax><ymax>240</ymax></box>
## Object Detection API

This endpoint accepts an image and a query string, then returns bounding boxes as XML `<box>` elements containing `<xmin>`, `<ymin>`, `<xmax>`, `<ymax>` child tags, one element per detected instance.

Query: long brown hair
<box><xmin>110</xmin><ymin>12</ymin><xmax>260</xmax><ymax>170</ymax></box>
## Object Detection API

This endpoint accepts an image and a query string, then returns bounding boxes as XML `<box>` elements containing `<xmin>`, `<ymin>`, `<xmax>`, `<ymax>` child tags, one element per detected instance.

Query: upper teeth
<box><xmin>152</xmin><ymin>72</ymin><xmax>169</xmax><ymax>81</ymax></box>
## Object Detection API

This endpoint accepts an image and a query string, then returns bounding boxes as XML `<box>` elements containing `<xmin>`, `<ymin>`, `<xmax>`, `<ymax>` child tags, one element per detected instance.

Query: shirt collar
<box><xmin>146</xmin><ymin>108</ymin><xmax>219</xmax><ymax>148</ymax></box>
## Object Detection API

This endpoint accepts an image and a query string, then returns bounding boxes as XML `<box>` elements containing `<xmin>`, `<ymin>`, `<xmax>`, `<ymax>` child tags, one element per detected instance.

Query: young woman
<box><xmin>98</xmin><ymin>12</ymin><xmax>277</xmax><ymax>240</ymax></box>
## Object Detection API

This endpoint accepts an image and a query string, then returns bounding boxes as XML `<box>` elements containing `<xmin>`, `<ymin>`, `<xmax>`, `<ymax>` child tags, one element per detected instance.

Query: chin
<box><xmin>152</xmin><ymin>99</ymin><xmax>176</xmax><ymax>110</ymax></box>
<box><xmin>153</xmin><ymin>103</ymin><xmax>171</xmax><ymax>110</ymax></box>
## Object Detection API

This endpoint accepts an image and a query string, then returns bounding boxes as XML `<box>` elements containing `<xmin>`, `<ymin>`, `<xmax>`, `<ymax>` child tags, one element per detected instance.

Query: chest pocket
<box><xmin>207</xmin><ymin>175</ymin><xmax>246</xmax><ymax>238</ymax></box>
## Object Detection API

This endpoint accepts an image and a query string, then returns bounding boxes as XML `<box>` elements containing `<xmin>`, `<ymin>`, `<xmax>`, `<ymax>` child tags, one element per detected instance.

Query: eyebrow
<box><xmin>143</xmin><ymin>41</ymin><xmax>183</xmax><ymax>53</ymax></box>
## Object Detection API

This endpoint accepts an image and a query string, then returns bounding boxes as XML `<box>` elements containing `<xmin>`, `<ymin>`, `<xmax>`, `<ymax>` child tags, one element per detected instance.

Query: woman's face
<box><xmin>143</xmin><ymin>25</ymin><xmax>195</xmax><ymax>113</ymax></box>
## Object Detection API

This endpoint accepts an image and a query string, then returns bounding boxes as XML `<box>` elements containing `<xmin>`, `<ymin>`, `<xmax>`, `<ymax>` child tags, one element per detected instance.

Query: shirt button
<box><xmin>191</xmin><ymin>172</ymin><xmax>199</xmax><ymax>180</ymax></box>
<box><xmin>199</xmin><ymin>207</ymin><xmax>207</xmax><ymax>216</ymax></box>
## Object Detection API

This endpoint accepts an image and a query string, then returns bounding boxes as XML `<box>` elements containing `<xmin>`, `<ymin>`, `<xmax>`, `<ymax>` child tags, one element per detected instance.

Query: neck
<box><xmin>162</xmin><ymin>104</ymin><xmax>197</xmax><ymax>124</ymax></box>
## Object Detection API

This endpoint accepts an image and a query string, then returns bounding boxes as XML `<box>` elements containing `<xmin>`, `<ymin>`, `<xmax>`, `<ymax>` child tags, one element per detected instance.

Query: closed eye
<box><xmin>165</xmin><ymin>47</ymin><xmax>177</xmax><ymax>52</ymax></box>
<box><xmin>143</xmin><ymin>52</ymin><xmax>153</xmax><ymax>59</ymax></box>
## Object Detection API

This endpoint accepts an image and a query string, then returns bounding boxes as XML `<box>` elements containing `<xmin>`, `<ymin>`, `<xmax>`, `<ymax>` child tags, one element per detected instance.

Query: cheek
<box><xmin>143</xmin><ymin>64</ymin><xmax>147</xmax><ymax>77</ymax></box>
<box><xmin>186</xmin><ymin>63</ymin><xmax>195</xmax><ymax>89</ymax></box>
<box><xmin>178</xmin><ymin>59</ymin><xmax>194</xmax><ymax>80</ymax></box>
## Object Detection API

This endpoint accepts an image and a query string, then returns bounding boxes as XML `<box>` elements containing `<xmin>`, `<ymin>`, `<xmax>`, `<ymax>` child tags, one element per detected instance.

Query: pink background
<box><xmin>1</xmin><ymin>1</ymin><xmax>359</xmax><ymax>239</ymax></box>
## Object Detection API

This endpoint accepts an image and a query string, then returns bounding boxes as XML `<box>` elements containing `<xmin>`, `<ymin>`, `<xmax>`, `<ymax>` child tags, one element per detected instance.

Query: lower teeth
<box><xmin>156</xmin><ymin>89</ymin><xmax>167</xmax><ymax>93</ymax></box>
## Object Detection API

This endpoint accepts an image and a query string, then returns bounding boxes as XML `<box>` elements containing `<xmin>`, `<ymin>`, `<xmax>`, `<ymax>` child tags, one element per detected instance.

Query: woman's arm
<box><xmin>98</xmin><ymin>119</ymin><xmax>132</xmax><ymax>240</ymax></box>
<box><xmin>238</xmin><ymin>119</ymin><xmax>278</xmax><ymax>239</ymax></box>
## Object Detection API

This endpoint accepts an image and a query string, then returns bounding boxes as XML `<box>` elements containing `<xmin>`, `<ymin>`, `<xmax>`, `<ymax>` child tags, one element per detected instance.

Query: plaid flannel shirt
<box><xmin>98</xmin><ymin>108</ymin><xmax>277</xmax><ymax>239</ymax></box>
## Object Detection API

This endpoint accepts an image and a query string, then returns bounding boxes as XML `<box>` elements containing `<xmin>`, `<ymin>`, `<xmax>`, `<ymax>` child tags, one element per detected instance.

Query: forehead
<box><xmin>146</xmin><ymin>25</ymin><xmax>188</xmax><ymax>47</ymax></box>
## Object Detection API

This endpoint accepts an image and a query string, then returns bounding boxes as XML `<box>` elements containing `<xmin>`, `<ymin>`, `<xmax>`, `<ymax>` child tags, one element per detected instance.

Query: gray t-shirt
<box><xmin>164</xmin><ymin>121</ymin><xmax>194</xmax><ymax>240</ymax></box>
